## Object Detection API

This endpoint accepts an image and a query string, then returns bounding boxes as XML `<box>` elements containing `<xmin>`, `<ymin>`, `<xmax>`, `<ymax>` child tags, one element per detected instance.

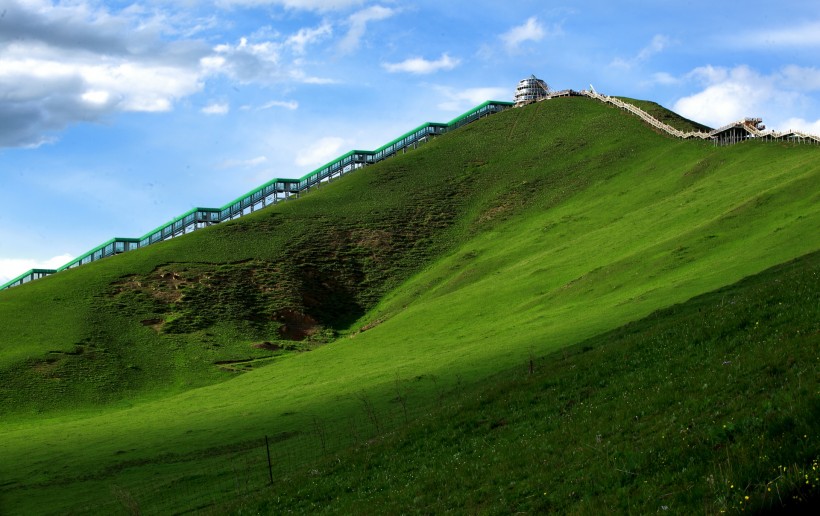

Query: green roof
<box><xmin>56</xmin><ymin>238</ymin><xmax>141</xmax><ymax>272</ymax></box>
<box><xmin>139</xmin><ymin>207</ymin><xmax>222</xmax><ymax>241</ymax></box>
<box><xmin>0</xmin><ymin>269</ymin><xmax>58</xmax><ymax>291</ymax></box>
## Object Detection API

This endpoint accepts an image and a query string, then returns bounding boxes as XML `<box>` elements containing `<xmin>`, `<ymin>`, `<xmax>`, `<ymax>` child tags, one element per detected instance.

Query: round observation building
<box><xmin>514</xmin><ymin>75</ymin><xmax>549</xmax><ymax>106</ymax></box>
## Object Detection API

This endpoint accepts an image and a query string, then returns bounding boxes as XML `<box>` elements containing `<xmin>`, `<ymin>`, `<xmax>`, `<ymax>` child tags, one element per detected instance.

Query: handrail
<box><xmin>563</xmin><ymin>89</ymin><xmax>820</xmax><ymax>144</ymax></box>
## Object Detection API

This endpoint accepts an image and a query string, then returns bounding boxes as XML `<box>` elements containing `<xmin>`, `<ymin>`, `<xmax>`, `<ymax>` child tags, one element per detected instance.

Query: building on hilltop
<box><xmin>514</xmin><ymin>75</ymin><xmax>549</xmax><ymax>107</ymax></box>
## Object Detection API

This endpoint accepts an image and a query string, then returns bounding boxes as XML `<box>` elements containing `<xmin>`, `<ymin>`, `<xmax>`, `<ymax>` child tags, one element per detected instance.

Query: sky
<box><xmin>2</xmin><ymin>0</ymin><xmax>820</xmax><ymax>284</ymax></box>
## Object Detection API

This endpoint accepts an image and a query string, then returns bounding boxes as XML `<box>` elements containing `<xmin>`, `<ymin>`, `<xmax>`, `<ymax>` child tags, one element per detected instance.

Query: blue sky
<box><xmin>2</xmin><ymin>0</ymin><xmax>820</xmax><ymax>283</ymax></box>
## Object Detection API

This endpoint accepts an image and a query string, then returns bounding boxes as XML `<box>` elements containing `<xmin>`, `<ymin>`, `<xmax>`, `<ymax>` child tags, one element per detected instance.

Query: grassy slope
<box><xmin>0</xmin><ymin>127</ymin><xmax>482</xmax><ymax>416</ymax></box>
<box><xmin>0</xmin><ymin>97</ymin><xmax>818</xmax><ymax>513</ymax></box>
<box><xmin>243</xmin><ymin>250</ymin><xmax>820</xmax><ymax>514</ymax></box>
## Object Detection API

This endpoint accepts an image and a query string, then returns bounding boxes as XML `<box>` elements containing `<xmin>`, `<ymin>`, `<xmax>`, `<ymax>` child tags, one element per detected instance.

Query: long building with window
<box><xmin>1</xmin><ymin>100</ymin><xmax>513</xmax><ymax>291</ymax></box>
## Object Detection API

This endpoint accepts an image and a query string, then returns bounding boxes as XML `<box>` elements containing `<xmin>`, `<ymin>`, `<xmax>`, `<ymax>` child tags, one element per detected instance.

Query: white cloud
<box><xmin>0</xmin><ymin>2</ymin><xmax>336</xmax><ymax>148</ymax></box>
<box><xmin>286</xmin><ymin>23</ymin><xmax>333</xmax><ymax>54</ymax></box>
<box><xmin>650</xmin><ymin>72</ymin><xmax>679</xmax><ymax>86</ymax></box>
<box><xmin>202</xmin><ymin>102</ymin><xmax>230</xmax><ymax>115</ymax></box>
<box><xmin>383</xmin><ymin>54</ymin><xmax>460</xmax><ymax>75</ymax></box>
<box><xmin>0</xmin><ymin>254</ymin><xmax>74</xmax><ymax>285</ymax></box>
<box><xmin>779</xmin><ymin>65</ymin><xmax>820</xmax><ymax>91</ymax></box>
<box><xmin>202</xmin><ymin>35</ymin><xmax>335</xmax><ymax>85</ymax></box>
<box><xmin>206</xmin><ymin>37</ymin><xmax>282</xmax><ymax>84</ymax></box>
<box><xmin>436</xmin><ymin>86</ymin><xmax>511</xmax><ymax>112</ymax></box>
<box><xmin>218</xmin><ymin>156</ymin><xmax>268</xmax><ymax>169</ymax></box>
<box><xmin>258</xmin><ymin>99</ymin><xmax>299</xmax><ymax>110</ymax></box>
<box><xmin>338</xmin><ymin>5</ymin><xmax>395</xmax><ymax>54</ymax></box>
<box><xmin>673</xmin><ymin>65</ymin><xmax>820</xmax><ymax>132</ymax></box>
<box><xmin>780</xmin><ymin>117</ymin><xmax>820</xmax><ymax>134</ymax></box>
<box><xmin>296</xmin><ymin>136</ymin><xmax>348</xmax><ymax>168</ymax></box>
<box><xmin>734</xmin><ymin>21</ymin><xmax>820</xmax><ymax>49</ymax></box>
<box><xmin>216</xmin><ymin>0</ymin><xmax>364</xmax><ymax>11</ymax></box>
<box><xmin>611</xmin><ymin>34</ymin><xmax>671</xmax><ymax>69</ymax></box>
<box><xmin>674</xmin><ymin>66</ymin><xmax>778</xmax><ymax>127</ymax></box>
<box><xmin>501</xmin><ymin>17</ymin><xmax>554</xmax><ymax>51</ymax></box>
<box><xmin>0</xmin><ymin>1</ymin><xmax>210</xmax><ymax>147</ymax></box>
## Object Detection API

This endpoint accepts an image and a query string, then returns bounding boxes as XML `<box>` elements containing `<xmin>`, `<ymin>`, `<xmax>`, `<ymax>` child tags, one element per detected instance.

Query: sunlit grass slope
<box><xmin>0</xmin><ymin>97</ymin><xmax>818</xmax><ymax>513</ymax></box>
<box><xmin>243</xmin><ymin>250</ymin><xmax>820</xmax><ymax>514</ymax></box>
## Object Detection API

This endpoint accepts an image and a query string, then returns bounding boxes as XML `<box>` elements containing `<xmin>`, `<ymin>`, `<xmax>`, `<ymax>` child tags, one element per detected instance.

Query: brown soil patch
<box><xmin>253</xmin><ymin>342</ymin><xmax>283</xmax><ymax>351</ymax></box>
<box><xmin>274</xmin><ymin>310</ymin><xmax>320</xmax><ymax>341</ymax></box>
<box><xmin>359</xmin><ymin>317</ymin><xmax>386</xmax><ymax>333</ymax></box>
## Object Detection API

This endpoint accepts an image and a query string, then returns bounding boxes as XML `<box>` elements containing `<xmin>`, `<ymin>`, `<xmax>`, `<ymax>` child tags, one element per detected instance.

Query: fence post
<box><xmin>265</xmin><ymin>435</ymin><xmax>273</xmax><ymax>485</ymax></box>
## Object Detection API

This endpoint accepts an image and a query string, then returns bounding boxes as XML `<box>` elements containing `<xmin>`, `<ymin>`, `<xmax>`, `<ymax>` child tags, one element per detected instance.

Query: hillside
<box><xmin>0</xmin><ymin>96</ymin><xmax>818</xmax><ymax>514</ymax></box>
<box><xmin>242</xmin><ymin>250</ymin><xmax>820</xmax><ymax>514</ymax></box>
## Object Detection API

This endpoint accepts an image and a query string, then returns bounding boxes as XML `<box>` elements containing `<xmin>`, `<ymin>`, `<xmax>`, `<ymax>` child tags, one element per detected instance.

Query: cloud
<box><xmin>672</xmin><ymin>65</ymin><xmax>820</xmax><ymax>131</ymax></box>
<box><xmin>286</xmin><ymin>23</ymin><xmax>333</xmax><ymax>54</ymax></box>
<box><xmin>218</xmin><ymin>156</ymin><xmax>269</xmax><ymax>169</ymax></box>
<box><xmin>436</xmin><ymin>86</ymin><xmax>511</xmax><ymax>112</ymax></box>
<box><xmin>779</xmin><ymin>65</ymin><xmax>820</xmax><ymax>91</ymax></box>
<box><xmin>0</xmin><ymin>2</ymin><xmax>337</xmax><ymax>148</ymax></box>
<box><xmin>649</xmin><ymin>72</ymin><xmax>680</xmax><ymax>86</ymax></box>
<box><xmin>296</xmin><ymin>136</ymin><xmax>348</xmax><ymax>168</ymax></box>
<box><xmin>258</xmin><ymin>100</ymin><xmax>299</xmax><ymax>110</ymax></box>
<box><xmin>780</xmin><ymin>117</ymin><xmax>820</xmax><ymax>134</ymax></box>
<box><xmin>202</xmin><ymin>34</ymin><xmax>336</xmax><ymax>85</ymax></box>
<box><xmin>383</xmin><ymin>54</ymin><xmax>460</xmax><ymax>75</ymax></box>
<box><xmin>216</xmin><ymin>0</ymin><xmax>364</xmax><ymax>11</ymax></box>
<box><xmin>0</xmin><ymin>254</ymin><xmax>74</xmax><ymax>285</ymax></box>
<box><xmin>202</xmin><ymin>102</ymin><xmax>230</xmax><ymax>115</ymax></box>
<box><xmin>501</xmin><ymin>17</ymin><xmax>553</xmax><ymax>51</ymax></box>
<box><xmin>204</xmin><ymin>37</ymin><xmax>282</xmax><ymax>84</ymax></box>
<box><xmin>610</xmin><ymin>35</ymin><xmax>671</xmax><ymax>69</ymax></box>
<box><xmin>338</xmin><ymin>5</ymin><xmax>395</xmax><ymax>54</ymax></box>
<box><xmin>0</xmin><ymin>1</ymin><xmax>209</xmax><ymax>147</ymax></box>
<box><xmin>733</xmin><ymin>21</ymin><xmax>820</xmax><ymax>49</ymax></box>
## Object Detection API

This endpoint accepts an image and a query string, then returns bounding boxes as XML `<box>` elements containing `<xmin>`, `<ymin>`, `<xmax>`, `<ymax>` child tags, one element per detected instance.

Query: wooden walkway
<box><xmin>524</xmin><ymin>87</ymin><xmax>820</xmax><ymax>146</ymax></box>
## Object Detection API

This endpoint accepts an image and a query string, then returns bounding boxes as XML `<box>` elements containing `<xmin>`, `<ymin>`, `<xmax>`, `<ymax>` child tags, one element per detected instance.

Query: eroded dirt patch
<box><xmin>274</xmin><ymin>310</ymin><xmax>319</xmax><ymax>341</ymax></box>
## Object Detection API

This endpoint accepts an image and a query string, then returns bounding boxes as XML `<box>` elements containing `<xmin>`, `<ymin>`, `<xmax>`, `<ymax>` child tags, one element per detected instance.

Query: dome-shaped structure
<box><xmin>514</xmin><ymin>75</ymin><xmax>549</xmax><ymax>106</ymax></box>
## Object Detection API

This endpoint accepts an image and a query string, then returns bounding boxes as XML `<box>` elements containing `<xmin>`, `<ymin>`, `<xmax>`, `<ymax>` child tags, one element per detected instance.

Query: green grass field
<box><xmin>0</xmin><ymin>96</ymin><xmax>818</xmax><ymax>514</ymax></box>
<box><xmin>241</xmin><ymin>250</ymin><xmax>820</xmax><ymax>514</ymax></box>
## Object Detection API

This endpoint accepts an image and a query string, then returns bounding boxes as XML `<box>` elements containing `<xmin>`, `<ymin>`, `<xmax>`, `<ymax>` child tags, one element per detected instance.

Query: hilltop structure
<box><xmin>514</xmin><ymin>75</ymin><xmax>550</xmax><ymax>106</ymax></box>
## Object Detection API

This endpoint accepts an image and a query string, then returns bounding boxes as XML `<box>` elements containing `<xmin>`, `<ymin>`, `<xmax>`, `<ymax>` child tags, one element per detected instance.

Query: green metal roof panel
<box><xmin>139</xmin><ymin>207</ymin><xmax>222</xmax><ymax>241</ymax></box>
<box><xmin>446</xmin><ymin>100</ymin><xmax>513</xmax><ymax>126</ymax></box>
<box><xmin>0</xmin><ymin>269</ymin><xmax>58</xmax><ymax>291</ymax></box>
<box><xmin>295</xmin><ymin>149</ymin><xmax>375</xmax><ymax>182</ymax></box>
<box><xmin>56</xmin><ymin>238</ymin><xmax>141</xmax><ymax>272</ymax></box>
<box><xmin>219</xmin><ymin>177</ymin><xmax>300</xmax><ymax>212</ymax></box>
<box><xmin>370</xmin><ymin>123</ymin><xmax>437</xmax><ymax>155</ymax></box>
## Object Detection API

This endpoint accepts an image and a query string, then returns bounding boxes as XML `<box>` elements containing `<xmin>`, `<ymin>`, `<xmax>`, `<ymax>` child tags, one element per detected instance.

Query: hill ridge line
<box><xmin>4</xmin><ymin>89</ymin><xmax>818</xmax><ymax>292</ymax></box>
<box><xmin>539</xmin><ymin>87</ymin><xmax>820</xmax><ymax>145</ymax></box>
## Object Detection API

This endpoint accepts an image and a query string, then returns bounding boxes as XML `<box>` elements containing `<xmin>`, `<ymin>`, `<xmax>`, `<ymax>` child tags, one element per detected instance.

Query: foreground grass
<box><xmin>240</xmin><ymin>250</ymin><xmax>820</xmax><ymax>514</ymax></box>
<box><xmin>0</xmin><ymin>97</ymin><xmax>818</xmax><ymax>513</ymax></box>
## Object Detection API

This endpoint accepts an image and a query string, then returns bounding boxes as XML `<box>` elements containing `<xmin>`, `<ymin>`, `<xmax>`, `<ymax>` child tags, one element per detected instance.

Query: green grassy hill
<box><xmin>0</xmin><ymin>96</ymin><xmax>818</xmax><ymax>514</ymax></box>
<box><xmin>243</xmin><ymin>250</ymin><xmax>820</xmax><ymax>514</ymax></box>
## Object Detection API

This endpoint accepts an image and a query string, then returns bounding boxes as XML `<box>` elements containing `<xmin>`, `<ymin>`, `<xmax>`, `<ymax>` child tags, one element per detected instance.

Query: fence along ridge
<box><xmin>538</xmin><ymin>87</ymin><xmax>820</xmax><ymax>144</ymax></box>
